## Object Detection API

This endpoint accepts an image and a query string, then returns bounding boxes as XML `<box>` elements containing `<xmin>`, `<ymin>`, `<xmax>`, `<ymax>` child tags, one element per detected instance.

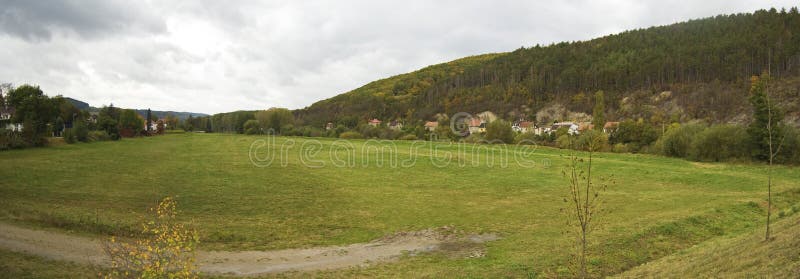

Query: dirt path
<box><xmin>0</xmin><ymin>223</ymin><xmax>497</xmax><ymax>276</ymax></box>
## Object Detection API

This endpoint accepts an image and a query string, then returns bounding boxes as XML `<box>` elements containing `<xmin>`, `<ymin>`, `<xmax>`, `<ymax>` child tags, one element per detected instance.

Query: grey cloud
<box><xmin>0</xmin><ymin>0</ymin><xmax>165</xmax><ymax>41</ymax></box>
<box><xmin>0</xmin><ymin>0</ymin><xmax>797</xmax><ymax>114</ymax></box>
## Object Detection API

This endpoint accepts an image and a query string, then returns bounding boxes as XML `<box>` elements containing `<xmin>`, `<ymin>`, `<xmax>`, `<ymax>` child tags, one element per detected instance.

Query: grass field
<box><xmin>1</xmin><ymin>133</ymin><xmax>799</xmax><ymax>277</ymax></box>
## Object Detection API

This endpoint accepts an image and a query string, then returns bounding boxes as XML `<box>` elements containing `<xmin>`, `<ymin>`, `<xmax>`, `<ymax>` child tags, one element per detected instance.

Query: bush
<box><xmin>485</xmin><ymin>120</ymin><xmax>515</xmax><ymax>144</ymax></box>
<box><xmin>660</xmin><ymin>123</ymin><xmax>706</xmax><ymax>158</ymax></box>
<box><xmin>6</xmin><ymin>132</ymin><xmax>28</xmax><ymax>149</ymax></box>
<box><xmin>612</xmin><ymin>143</ymin><xmax>628</xmax><ymax>153</ymax></box>
<box><xmin>88</xmin><ymin>131</ymin><xmax>111</xmax><ymax>142</ymax></box>
<box><xmin>689</xmin><ymin>125</ymin><xmax>749</xmax><ymax>162</ymax></box>
<box><xmin>63</xmin><ymin>129</ymin><xmax>77</xmax><ymax>144</ymax></box>
<box><xmin>576</xmin><ymin>130</ymin><xmax>608</xmax><ymax>152</ymax></box>
<box><xmin>0</xmin><ymin>129</ymin><xmax>28</xmax><ymax>150</ymax></box>
<box><xmin>378</xmin><ymin>128</ymin><xmax>400</xmax><ymax>139</ymax></box>
<box><xmin>280</xmin><ymin>124</ymin><xmax>296</xmax><ymax>135</ymax></box>
<box><xmin>463</xmin><ymin>133</ymin><xmax>484</xmax><ymax>143</ymax></box>
<box><xmin>243</xmin><ymin>120</ymin><xmax>261</xmax><ymax>135</ymax></box>
<box><xmin>73</xmin><ymin>120</ymin><xmax>89</xmax><ymax>142</ymax></box>
<box><xmin>514</xmin><ymin>132</ymin><xmax>538</xmax><ymax>145</ymax></box>
<box><xmin>556</xmin><ymin>134</ymin><xmax>574</xmax><ymax>149</ymax></box>
<box><xmin>103</xmin><ymin>197</ymin><xmax>198</xmax><ymax>278</ymax></box>
<box><xmin>609</xmin><ymin>119</ymin><xmax>658</xmax><ymax>153</ymax></box>
<box><xmin>399</xmin><ymin>134</ymin><xmax>418</xmax><ymax>140</ymax></box>
<box><xmin>339</xmin><ymin>131</ymin><xmax>364</xmax><ymax>139</ymax></box>
<box><xmin>776</xmin><ymin>125</ymin><xmax>800</xmax><ymax>164</ymax></box>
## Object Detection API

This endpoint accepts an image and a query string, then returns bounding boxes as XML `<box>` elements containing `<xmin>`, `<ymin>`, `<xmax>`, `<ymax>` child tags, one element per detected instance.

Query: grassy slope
<box><xmin>1</xmin><ymin>133</ymin><xmax>799</xmax><ymax>277</ymax></box>
<box><xmin>615</xmin><ymin>212</ymin><xmax>800</xmax><ymax>278</ymax></box>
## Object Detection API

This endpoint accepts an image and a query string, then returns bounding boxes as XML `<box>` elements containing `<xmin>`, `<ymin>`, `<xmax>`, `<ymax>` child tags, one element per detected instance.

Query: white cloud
<box><xmin>0</xmin><ymin>0</ymin><xmax>796</xmax><ymax>114</ymax></box>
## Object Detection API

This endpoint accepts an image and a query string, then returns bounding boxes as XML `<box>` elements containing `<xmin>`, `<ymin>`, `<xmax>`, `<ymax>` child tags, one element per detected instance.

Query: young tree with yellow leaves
<box><xmin>103</xmin><ymin>197</ymin><xmax>199</xmax><ymax>279</ymax></box>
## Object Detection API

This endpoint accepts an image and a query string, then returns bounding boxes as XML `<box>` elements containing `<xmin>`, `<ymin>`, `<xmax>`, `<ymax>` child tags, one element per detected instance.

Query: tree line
<box><xmin>0</xmin><ymin>84</ymin><xmax>167</xmax><ymax>150</ymax></box>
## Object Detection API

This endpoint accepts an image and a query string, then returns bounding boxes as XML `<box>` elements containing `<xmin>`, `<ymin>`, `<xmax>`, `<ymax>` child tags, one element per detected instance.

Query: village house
<box><xmin>0</xmin><ymin>106</ymin><xmax>13</xmax><ymax>121</ymax></box>
<box><xmin>468</xmin><ymin>118</ymin><xmax>485</xmax><ymax>134</ymax></box>
<box><xmin>1</xmin><ymin>107</ymin><xmax>21</xmax><ymax>131</ymax></box>
<box><xmin>512</xmin><ymin>121</ymin><xmax>534</xmax><ymax>133</ymax></box>
<box><xmin>0</xmin><ymin>91</ymin><xmax>21</xmax><ymax>132</ymax></box>
<box><xmin>603</xmin><ymin>121</ymin><xmax>620</xmax><ymax>134</ymax></box>
<box><xmin>325</xmin><ymin>122</ymin><xmax>334</xmax><ymax>130</ymax></box>
<box><xmin>424</xmin><ymin>121</ymin><xmax>438</xmax><ymax>131</ymax></box>
<box><xmin>533</xmin><ymin>125</ymin><xmax>549</xmax><ymax>135</ymax></box>
<box><xmin>551</xmin><ymin>122</ymin><xmax>579</xmax><ymax>135</ymax></box>
<box><xmin>479</xmin><ymin>123</ymin><xmax>487</xmax><ymax>133</ymax></box>
<box><xmin>143</xmin><ymin>119</ymin><xmax>167</xmax><ymax>132</ymax></box>
<box><xmin>368</xmin><ymin>118</ymin><xmax>381</xmax><ymax>127</ymax></box>
<box><xmin>578</xmin><ymin>122</ymin><xmax>594</xmax><ymax>132</ymax></box>
<box><xmin>87</xmin><ymin>112</ymin><xmax>99</xmax><ymax>124</ymax></box>
<box><xmin>388</xmin><ymin>120</ymin><xmax>403</xmax><ymax>131</ymax></box>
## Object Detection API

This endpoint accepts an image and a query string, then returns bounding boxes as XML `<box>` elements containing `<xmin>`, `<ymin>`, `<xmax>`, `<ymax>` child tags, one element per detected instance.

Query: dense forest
<box><xmin>289</xmin><ymin>8</ymin><xmax>800</xmax><ymax>128</ymax></box>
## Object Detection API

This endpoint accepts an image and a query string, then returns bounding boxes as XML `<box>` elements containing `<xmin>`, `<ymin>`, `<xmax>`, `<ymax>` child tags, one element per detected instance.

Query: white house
<box><xmin>468</xmin><ymin>118</ymin><xmax>485</xmax><ymax>134</ymax></box>
<box><xmin>551</xmin><ymin>122</ymin><xmax>579</xmax><ymax>135</ymax></box>
<box><xmin>0</xmin><ymin>103</ymin><xmax>21</xmax><ymax>132</ymax></box>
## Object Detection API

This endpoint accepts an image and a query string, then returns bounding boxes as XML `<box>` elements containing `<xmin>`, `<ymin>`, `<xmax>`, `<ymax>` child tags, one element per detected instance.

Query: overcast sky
<box><xmin>0</xmin><ymin>0</ymin><xmax>796</xmax><ymax>114</ymax></box>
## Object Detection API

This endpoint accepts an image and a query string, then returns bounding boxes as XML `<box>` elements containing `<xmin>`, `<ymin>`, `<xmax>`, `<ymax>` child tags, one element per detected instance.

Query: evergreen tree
<box><xmin>747</xmin><ymin>74</ymin><xmax>784</xmax><ymax>161</ymax></box>
<box><xmin>146</xmin><ymin>109</ymin><xmax>152</xmax><ymax>132</ymax></box>
<box><xmin>591</xmin><ymin>91</ymin><xmax>605</xmax><ymax>131</ymax></box>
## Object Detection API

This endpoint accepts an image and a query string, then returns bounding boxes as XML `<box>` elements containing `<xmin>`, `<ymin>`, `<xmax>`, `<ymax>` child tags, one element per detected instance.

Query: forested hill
<box><xmin>295</xmin><ymin>8</ymin><xmax>800</xmax><ymax>127</ymax></box>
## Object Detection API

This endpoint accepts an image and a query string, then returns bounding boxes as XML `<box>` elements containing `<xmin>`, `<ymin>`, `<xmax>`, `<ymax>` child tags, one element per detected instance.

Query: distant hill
<box><xmin>64</xmin><ymin>97</ymin><xmax>90</xmax><ymax>111</ymax></box>
<box><xmin>295</xmin><ymin>8</ymin><xmax>800</xmax><ymax>127</ymax></box>
<box><xmin>134</xmin><ymin>109</ymin><xmax>208</xmax><ymax>121</ymax></box>
<box><xmin>63</xmin><ymin>97</ymin><xmax>208</xmax><ymax>120</ymax></box>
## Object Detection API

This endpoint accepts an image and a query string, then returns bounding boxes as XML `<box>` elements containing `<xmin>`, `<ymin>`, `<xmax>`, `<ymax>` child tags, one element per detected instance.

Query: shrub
<box><xmin>280</xmin><ymin>124</ymin><xmax>296</xmax><ymax>135</ymax></box>
<box><xmin>514</xmin><ymin>132</ymin><xmax>538</xmax><ymax>145</ymax></box>
<box><xmin>775</xmin><ymin>125</ymin><xmax>800</xmax><ymax>164</ymax></box>
<box><xmin>378</xmin><ymin>128</ymin><xmax>400</xmax><ymax>140</ymax></box>
<box><xmin>118</xmin><ymin>128</ymin><xmax>136</xmax><ymax>138</ymax></box>
<box><xmin>0</xmin><ymin>129</ymin><xmax>7</xmax><ymax>150</ymax></box>
<box><xmin>103</xmin><ymin>197</ymin><xmax>198</xmax><ymax>278</ymax></box>
<box><xmin>0</xmin><ymin>129</ymin><xmax>28</xmax><ymax>150</ymax></box>
<box><xmin>339</xmin><ymin>131</ymin><xmax>364</xmax><ymax>139</ymax></box>
<box><xmin>243</xmin><ymin>120</ymin><xmax>261</xmax><ymax>135</ymax></box>
<box><xmin>689</xmin><ymin>125</ymin><xmax>749</xmax><ymax>162</ymax></box>
<box><xmin>576</xmin><ymin>129</ymin><xmax>608</xmax><ymax>152</ymax></box>
<box><xmin>73</xmin><ymin>120</ymin><xmax>89</xmax><ymax>142</ymax></box>
<box><xmin>612</xmin><ymin>143</ymin><xmax>628</xmax><ymax>153</ymax></box>
<box><xmin>463</xmin><ymin>133</ymin><xmax>484</xmax><ymax>143</ymax></box>
<box><xmin>556</xmin><ymin>134</ymin><xmax>574</xmax><ymax>149</ymax></box>
<box><xmin>399</xmin><ymin>134</ymin><xmax>418</xmax><ymax>140</ymax></box>
<box><xmin>609</xmin><ymin>119</ymin><xmax>658</xmax><ymax>153</ymax></box>
<box><xmin>63</xmin><ymin>129</ymin><xmax>77</xmax><ymax>144</ymax></box>
<box><xmin>307</xmin><ymin>128</ymin><xmax>324</xmax><ymax>138</ymax></box>
<box><xmin>88</xmin><ymin>131</ymin><xmax>112</xmax><ymax>142</ymax></box>
<box><xmin>660</xmin><ymin>123</ymin><xmax>706</xmax><ymax>158</ymax></box>
<box><xmin>485</xmin><ymin>120</ymin><xmax>515</xmax><ymax>144</ymax></box>
<box><xmin>6</xmin><ymin>132</ymin><xmax>28</xmax><ymax>149</ymax></box>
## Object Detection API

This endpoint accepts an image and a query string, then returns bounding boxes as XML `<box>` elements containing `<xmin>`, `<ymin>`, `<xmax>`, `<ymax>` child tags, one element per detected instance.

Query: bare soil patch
<box><xmin>0</xmin><ymin>222</ymin><xmax>498</xmax><ymax>276</ymax></box>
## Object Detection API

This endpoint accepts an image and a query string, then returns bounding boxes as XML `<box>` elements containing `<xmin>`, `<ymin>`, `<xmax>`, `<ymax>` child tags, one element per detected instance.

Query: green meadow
<box><xmin>1</xmin><ymin>133</ymin><xmax>799</xmax><ymax>277</ymax></box>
